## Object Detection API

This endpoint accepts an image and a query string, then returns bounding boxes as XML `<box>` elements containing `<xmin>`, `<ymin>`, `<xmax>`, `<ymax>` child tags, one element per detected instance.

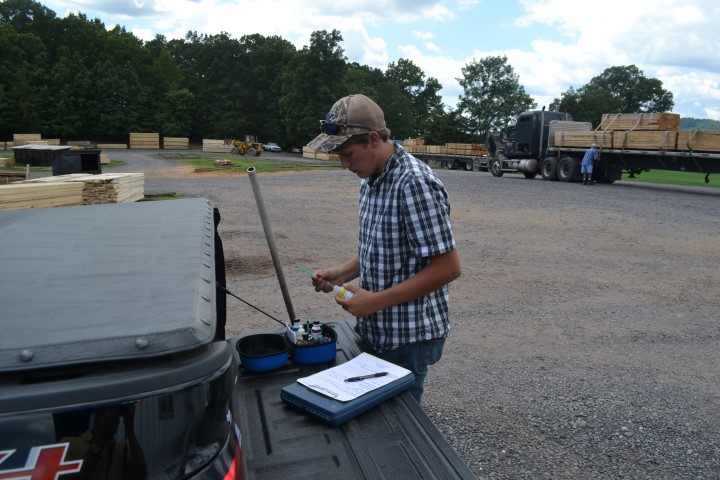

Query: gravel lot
<box><xmin>114</xmin><ymin>150</ymin><xmax>720</xmax><ymax>479</ymax></box>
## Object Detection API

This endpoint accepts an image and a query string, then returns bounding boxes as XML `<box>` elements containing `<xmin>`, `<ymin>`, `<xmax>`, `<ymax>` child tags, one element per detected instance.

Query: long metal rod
<box><xmin>246</xmin><ymin>167</ymin><xmax>297</xmax><ymax>323</ymax></box>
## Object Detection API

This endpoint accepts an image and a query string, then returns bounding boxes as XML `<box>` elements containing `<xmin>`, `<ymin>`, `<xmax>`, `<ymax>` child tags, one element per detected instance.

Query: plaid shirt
<box><xmin>355</xmin><ymin>145</ymin><xmax>456</xmax><ymax>352</ymax></box>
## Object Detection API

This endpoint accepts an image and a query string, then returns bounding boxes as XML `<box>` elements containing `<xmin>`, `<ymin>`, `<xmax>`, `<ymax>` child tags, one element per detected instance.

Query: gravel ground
<box><xmin>111</xmin><ymin>150</ymin><xmax>720</xmax><ymax>479</ymax></box>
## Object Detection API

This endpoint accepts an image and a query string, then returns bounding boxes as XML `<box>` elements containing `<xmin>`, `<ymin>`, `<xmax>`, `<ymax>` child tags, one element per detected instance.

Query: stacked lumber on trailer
<box><xmin>677</xmin><ymin>131</ymin><xmax>720</xmax><ymax>152</ymax></box>
<box><xmin>0</xmin><ymin>182</ymin><xmax>84</xmax><ymax>210</ymax></box>
<box><xmin>613</xmin><ymin>131</ymin><xmax>678</xmax><ymax>150</ymax></box>
<box><xmin>404</xmin><ymin>138</ymin><xmax>489</xmax><ymax>156</ymax></box>
<box><xmin>129</xmin><ymin>132</ymin><xmax>160</xmax><ymax>149</ymax></box>
<box><xmin>164</xmin><ymin>137</ymin><xmax>189</xmax><ymax>150</ymax></box>
<box><xmin>203</xmin><ymin>139</ymin><xmax>233</xmax><ymax>153</ymax></box>
<box><xmin>554</xmin><ymin>130</ymin><xmax>614</xmax><ymax>148</ymax></box>
<box><xmin>17</xmin><ymin>173</ymin><xmax>145</xmax><ymax>205</ymax></box>
<box><xmin>599</xmin><ymin>113</ymin><xmax>681</xmax><ymax>131</ymax></box>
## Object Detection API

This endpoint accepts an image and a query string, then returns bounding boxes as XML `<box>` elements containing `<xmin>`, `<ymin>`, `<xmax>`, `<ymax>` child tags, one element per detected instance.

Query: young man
<box><xmin>306</xmin><ymin>94</ymin><xmax>461</xmax><ymax>403</ymax></box>
<box><xmin>582</xmin><ymin>143</ymin><xmax>599</xmax><ymax>184</ymax></box>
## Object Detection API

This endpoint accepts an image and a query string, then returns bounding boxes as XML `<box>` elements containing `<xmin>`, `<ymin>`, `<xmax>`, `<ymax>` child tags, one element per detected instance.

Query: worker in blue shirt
<box><xmin>306</xmin><ymin>94</ymin><xmax>461</xmax><ymax>403</ymax></box>
<box><xmin>582</xmin><ymin>143</ymin><xmax>599</xmax><ymax>185</ymax></box>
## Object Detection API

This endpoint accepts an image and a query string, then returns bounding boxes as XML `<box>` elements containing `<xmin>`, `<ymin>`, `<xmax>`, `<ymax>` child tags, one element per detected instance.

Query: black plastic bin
<box><xmin>52</xmin><ymin>150</ymin><xmax>102</xmax><ymax>176</ymax></box>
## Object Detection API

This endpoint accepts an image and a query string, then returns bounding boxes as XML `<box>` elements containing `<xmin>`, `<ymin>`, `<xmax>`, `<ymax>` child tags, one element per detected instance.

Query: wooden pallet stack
<box><xmin>163</xmin><ymin>137</ymin><xmax>189</xmax><ymax>150</ymax></box>
<box><xmin>129</xmin><ymin>132</ymin><xmax>160</xmax><ymax>149</ymax></box>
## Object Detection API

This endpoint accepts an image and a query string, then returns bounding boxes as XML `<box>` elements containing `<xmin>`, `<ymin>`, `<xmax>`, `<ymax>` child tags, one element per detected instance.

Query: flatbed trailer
<box><xmin>413</xmin><ymin>152</ymin><xmax>492</xmax><ymax>172</ymax></box>
<box><xmin>540</xmin><ymin>145</ymin><xmax>720</xmax><ymax>183</ymax></box>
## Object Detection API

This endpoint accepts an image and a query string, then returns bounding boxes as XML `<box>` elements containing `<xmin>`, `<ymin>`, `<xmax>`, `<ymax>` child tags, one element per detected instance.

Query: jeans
<box><xmin>368</xmin><ymin>338</ymin><xmax>446</xmax><ymax>404</ymax></box>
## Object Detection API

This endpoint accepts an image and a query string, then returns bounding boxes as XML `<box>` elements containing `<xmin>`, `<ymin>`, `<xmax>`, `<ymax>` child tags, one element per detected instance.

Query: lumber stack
<box><xmin>97</xmin><ymin>143</ymin><xmax>128</xmax><ymax>149</ymax></box>
<box><xmin>554</xmin><ymin>130</ymin><xmax>614</xmax><ymax>148</ymax></box>
<box><xmin>129</xmin><ymin>132</ymin><xmax>160</xmax><ymax>149</ymax></box>
<box><xmin>0</xmin><ymin>181</ymin><xmax>84</xmax><ymax>210</ymax></box>
<box><xmin>13</xmin><ymin>133</ymin><xmax>42</xmax><ymax>145</ymax></box>
<box><xmin>164</xmin><ymin>137</ymin><xmax>189</xmax><ymax>150</ymax></box>
<box><xmin>203</xmin><ymin>139</ymin><xmax>233</xmax><ymax>153</ymax></box>
<box><xmin>600</xmin><ymin>113</ymin><xmax>680</xmax><ymax>131</ymax></box>
<box><xmin>12</xmin><ymin>173</ymin><xmax>145</xmax><ymax>208</ymax></box>
<box><xmin>301</xmin><ymin>146</ymin><xmax>340</xmax><ymax>161</ymax></box>
<box><xmin>404</xmin><ymin>138</ymin><xmax>489</xmax><ymax>157</ymax></box>
<box><xmin>677</xmin><ymin>131</ymin><xmax>720</xmax><ymax>152</ymax></box>
<box><xmin>613</xmin><ymin>131</ymin><xmax>678</xmax><ymax>150</ymax></box>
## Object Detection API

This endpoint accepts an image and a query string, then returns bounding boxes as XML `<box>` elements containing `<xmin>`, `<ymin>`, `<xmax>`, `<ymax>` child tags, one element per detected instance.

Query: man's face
<box><xmin>334</xmin><ymin>133</ymin><xmax>383</xmax><ymax>178</ymax></box>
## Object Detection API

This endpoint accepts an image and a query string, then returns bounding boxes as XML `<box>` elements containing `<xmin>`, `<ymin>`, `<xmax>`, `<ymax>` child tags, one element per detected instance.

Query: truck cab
<box><xmin>489</xmin><ymin>110</ymin><xmax>574</xmax><ymax>179</ymax></box>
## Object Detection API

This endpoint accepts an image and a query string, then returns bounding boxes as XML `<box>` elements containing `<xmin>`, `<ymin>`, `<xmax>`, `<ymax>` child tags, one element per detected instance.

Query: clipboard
<box><xmin>280</xmin><ymin>372</ymin><xmax>414</xmax><ymax>426</ymax></box>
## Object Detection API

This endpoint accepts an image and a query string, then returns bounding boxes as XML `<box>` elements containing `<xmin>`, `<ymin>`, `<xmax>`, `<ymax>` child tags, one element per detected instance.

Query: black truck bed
<box><xmin>232</xmin><ymin>319</ymin><xmax>477</xmax><ymax>480</ymax></box>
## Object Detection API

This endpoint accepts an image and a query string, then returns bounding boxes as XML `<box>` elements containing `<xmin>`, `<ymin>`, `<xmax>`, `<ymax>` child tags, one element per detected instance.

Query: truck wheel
<box><xmin>448</xmin><ymin>160</ymin><xmax>458</xmax><ymax>170</ymax></box>
<box><xmin>247</xmin><ymin>147</ymin><xmax>257</xmax><ymax>157</ymax></box>
<box><xmin>540</xmin><ymin>157</ymin><xmax>558</xmax><ymax>181</ymax></box>
<box><xmin>462</xmin><ymin>162</ymin><xmax>473</xmax><ymax>171</ymax></box>
<box><xmin>490</xmin><ymin>158</ymin><xmax>504</xmax><ymax>177</ymax></box>
<box><xmin>557</xmin><ymin>156</ymin><xmax>576</xmax><ymax>182</ymax></box>
<box><xmin>231</xmin><ymin>146</ymin><xmax>240</xmax><ymax>155</ymax></box>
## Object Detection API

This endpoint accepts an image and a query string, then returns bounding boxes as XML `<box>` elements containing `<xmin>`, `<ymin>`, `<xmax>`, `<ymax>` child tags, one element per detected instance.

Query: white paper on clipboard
<box><xmin>296</xmin><ymin>352</ymin><xmax>412</xmax><ymax>402</ymax></box>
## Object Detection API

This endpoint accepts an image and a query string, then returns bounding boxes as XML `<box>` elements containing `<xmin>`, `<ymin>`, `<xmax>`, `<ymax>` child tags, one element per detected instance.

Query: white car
<box><xmin>263</xmin><ymin>142</ymin><xmax>281</xmax><ymax>152</ymax></box>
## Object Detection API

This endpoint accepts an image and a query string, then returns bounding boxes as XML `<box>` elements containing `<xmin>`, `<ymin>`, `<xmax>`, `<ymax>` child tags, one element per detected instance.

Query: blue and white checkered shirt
<box><xmin>355</xmin><ymin>144</ymin><xmax>456</xmax><ymax>352</ymax></box>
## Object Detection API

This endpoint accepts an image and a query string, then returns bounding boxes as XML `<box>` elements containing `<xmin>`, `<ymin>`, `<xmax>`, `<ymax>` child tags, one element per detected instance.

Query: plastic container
<box><xmin>236</xmin><ymin>333</ymin><xmax>289</xmax><ymax>373</ymax></box>
<box><xmin>292</xmin><ymin>324</ymin><xmax>337</xmax><ymax>365</ymax></box>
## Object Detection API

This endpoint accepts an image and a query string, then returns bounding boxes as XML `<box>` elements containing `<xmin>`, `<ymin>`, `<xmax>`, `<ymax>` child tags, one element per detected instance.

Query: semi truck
<box><xmin>485</xmin><ymin>110</ymin><xmax>720</xmax><ymax>183</ymax></box>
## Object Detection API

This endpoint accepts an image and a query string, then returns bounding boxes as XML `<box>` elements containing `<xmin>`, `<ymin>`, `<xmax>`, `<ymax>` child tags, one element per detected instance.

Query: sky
<box><xmin>38</xmin><ymin>0</ymin><xmax>720</xmax><ymax>120</ymax></box>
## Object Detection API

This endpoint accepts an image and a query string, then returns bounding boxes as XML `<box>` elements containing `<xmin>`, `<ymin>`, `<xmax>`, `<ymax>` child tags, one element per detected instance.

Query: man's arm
<box><xmin>341</xmin><ymin>249</ymin><xmax>461</xmax><ymax>317</ymax></box>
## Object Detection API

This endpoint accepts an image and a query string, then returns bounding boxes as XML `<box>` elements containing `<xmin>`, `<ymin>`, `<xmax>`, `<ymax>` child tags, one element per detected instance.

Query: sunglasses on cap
<box><xmin>320</xmin><ymin>120</ymin><xmax>373</xmax><ymax>135</ymax></box>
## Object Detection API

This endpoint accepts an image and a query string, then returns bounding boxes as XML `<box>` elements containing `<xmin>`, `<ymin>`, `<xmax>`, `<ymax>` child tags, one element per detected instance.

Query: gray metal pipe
<box><xmin>246</xmin><ymin>167</ymin><xmax>297</xmax><ymax>324</ymax></box>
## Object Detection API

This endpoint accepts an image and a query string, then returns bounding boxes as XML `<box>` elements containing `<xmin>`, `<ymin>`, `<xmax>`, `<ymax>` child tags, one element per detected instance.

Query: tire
<box><xmin>462</xmin><ymin>161</ymin><xmax>473</xmax><ymax>171</ymax></box>
<box><xmin>490</xmin><ymin>157</ymin><xmax>504</xmax><ymax>177</ymax></box>
<box><xmin>246</xmin><ymin>147</ymin><xmax>257</xmax><ymax>157</ymax></box>
<box><xmin>448</xmin><ymin>160</ymin><xmax>458</xmax><ymax>170</ymax></box>
<box><xmin>557</xmin><ymin>156</ymin><xmax>576</xmax><ymax>182</ymax></box>
<box><xmin>540</xmin><ymin>157</ymin><xmax>558</xmax><ymax>181</ymax></box>
<box><xmin>231</xmin><ymin>146</ymin><xmax>240</xmax><ymax>155</ymax></box>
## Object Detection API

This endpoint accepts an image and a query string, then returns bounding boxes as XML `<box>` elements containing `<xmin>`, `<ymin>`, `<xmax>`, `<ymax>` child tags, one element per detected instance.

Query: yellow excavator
<box><xmin>226</xmin><ymin>135</ymin><xmax>263</xmax><ymax>156</ymax></box>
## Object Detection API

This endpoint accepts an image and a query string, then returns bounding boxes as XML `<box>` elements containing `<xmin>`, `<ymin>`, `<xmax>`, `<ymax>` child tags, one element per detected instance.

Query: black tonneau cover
<box><xmin>0</xmin><ymin>198</ymin><xmax>217</xmax><ymax>372</ymax></box>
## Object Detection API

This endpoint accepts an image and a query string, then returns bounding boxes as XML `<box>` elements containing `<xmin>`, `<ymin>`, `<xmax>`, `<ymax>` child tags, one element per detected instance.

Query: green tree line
<box><xmin>1</xmin><ymin>0</ymin><xmax>686</xmax><ymax>148</ymax></box>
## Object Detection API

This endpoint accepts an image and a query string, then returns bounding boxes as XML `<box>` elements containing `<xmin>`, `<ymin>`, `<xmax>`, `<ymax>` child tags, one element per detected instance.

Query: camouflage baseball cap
<box><xmin>306</xmin><ymin>94</ymin><xmax>389</xmax><ymax>152</ymax></box>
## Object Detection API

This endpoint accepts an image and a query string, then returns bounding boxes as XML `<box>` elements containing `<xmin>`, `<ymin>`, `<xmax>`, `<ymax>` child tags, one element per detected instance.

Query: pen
<box><xmin>345</xmin><ymin>372</ymin><xmax>389</xmax><ymax>382</ymax></box>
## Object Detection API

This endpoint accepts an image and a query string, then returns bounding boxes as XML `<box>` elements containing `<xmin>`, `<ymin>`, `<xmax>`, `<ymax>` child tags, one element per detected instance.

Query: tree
<box><xmin>279</xmin><ymin>30</ymin><xmax>347</xmax><ymax>147</ymax></box>
<box><xmin>385</xmin><ymin>59</ymin><xmax>444</xmax><ymax>137</ymax></box>
<box><xmin>549</xmin><ymin>65</ymin><xmax>674</xmax><ymax>125</ymax></box>
<box><xmin>457</xmin><ymin>55</ymin><xmax>535</xmax><ymax>142</ymax></box>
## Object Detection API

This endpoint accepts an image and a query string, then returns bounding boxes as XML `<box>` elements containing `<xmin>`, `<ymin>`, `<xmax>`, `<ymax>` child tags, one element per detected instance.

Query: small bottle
<box><xmin>331</xmin><ymin>285</ymin><xmax>353</xmax><ymax>299</ymax></box>
<box><xmin>290</xmin><ymin>322</ymin><xmax>302</xmax><ymax>344</ymax></box>
<box><xmin>310</xmin><ymin>324</ymin><xmax>322</xmax><ymax>343</ymax></box>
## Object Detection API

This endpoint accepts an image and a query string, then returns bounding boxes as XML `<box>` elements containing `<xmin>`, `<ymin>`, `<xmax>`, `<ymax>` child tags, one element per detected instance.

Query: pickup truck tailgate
<box><xmin>232</xmin><ymin>319</ymin><xmax>476</xmax><ymax>479</ymax></box>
